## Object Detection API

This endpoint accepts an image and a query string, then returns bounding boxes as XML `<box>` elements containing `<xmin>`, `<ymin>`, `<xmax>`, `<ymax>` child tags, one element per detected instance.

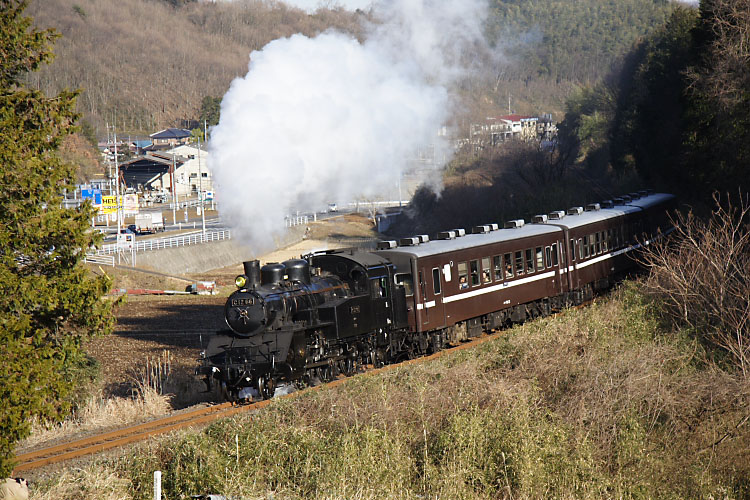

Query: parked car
<box><xmin>328</xmin><ymin>203</ymin><xmax>338</xmax><ymax>212</ymax></box>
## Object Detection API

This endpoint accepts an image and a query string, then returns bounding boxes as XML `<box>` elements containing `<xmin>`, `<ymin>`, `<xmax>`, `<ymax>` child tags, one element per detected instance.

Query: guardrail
<box><xmin>83</xmin><ymin>253</ymin><xmax>116</xmax><ymax>266</ymax></box>
<box><xmin>286</xmin><ymin>215</ymin><xmax>310</xmax><ymax>227</ymax></box>
<box><xmin>93</xmin><ymin>230</ymin><xmax>231</xmax><ymax>255</ymax></box>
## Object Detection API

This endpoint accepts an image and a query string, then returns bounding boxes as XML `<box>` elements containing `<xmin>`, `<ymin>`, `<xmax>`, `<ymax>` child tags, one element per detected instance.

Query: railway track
<box><xmin>12</xmin><ymin>305</ymin><xmax>583</xmax><ymax>474</ymax></box>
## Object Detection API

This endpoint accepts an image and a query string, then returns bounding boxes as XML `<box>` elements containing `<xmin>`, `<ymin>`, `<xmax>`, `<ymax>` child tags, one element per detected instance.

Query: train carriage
<box><xmin>373</xmin><ymin>223</ymin><xmax>567</xmax><ymax>335</ymax></box>
<box><xmin>198</xmin><ymin>191</ymin><xmax>676</xmax><ymax>401</ymax></box>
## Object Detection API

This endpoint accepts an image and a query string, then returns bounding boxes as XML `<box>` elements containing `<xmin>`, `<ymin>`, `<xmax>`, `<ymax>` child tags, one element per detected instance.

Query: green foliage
<box><xmin>79</xmin><ymin>119</ymin><xmax>98</xmax><ymax>148</ymax></box>
<box><xmin>0</xmin><ymin>0</ymin><xmax>113</xmax><ymax>476</ymax></box>
<box><xmin>198</xmin><ymin>95</ymin><xmax>221</xmax><ymax>127</ymax></box>
<box><xmin>72</xmin><ymin>4</ymin><xmax>86</xmax><ymax>19</ymax></box>
<box><xmin>487</xmin><ymin>0</ymin><xmax>673</xmax><ymax>84</ymax></box>
<box><xmin>569</xmin><ymin>0</ymin><xmax>750</xmax><ymax>202</ymax></box>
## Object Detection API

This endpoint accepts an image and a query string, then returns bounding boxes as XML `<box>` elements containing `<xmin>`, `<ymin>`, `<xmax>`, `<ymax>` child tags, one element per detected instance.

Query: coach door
<box><xmin>417</xmin><ymin>266</ymin><xmax>447</xmax><ymax>331</ymax></box>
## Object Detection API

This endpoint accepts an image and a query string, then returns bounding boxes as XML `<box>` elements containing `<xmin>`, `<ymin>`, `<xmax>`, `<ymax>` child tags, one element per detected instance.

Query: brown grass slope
<box><xmin>30</xmin><ymin>285</ymin><xmax>750</xmax><ymax>499</ymax></box>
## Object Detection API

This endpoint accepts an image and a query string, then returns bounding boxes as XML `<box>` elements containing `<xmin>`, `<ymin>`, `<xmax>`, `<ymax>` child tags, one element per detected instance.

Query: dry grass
<box><xmin>19</xmin><ymin>354</ymin><xmax>174</xmax><ymax>451</ymax></box>
<box><xmin>29</xmin><ymin>467</ymin><xmax>131</xmax><ymax>500</ymax></box>
<box><xmin>28</xmin><ymin>284</ymin><xmax>750</xmax><ymax>499</ymax></box>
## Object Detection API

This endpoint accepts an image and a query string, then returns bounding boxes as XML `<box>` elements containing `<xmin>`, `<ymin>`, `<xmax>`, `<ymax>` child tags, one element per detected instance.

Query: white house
<box><xmin>167</xmin><ymin>144</ymin><xmax>212</xmax><ymax>198</ymax></box>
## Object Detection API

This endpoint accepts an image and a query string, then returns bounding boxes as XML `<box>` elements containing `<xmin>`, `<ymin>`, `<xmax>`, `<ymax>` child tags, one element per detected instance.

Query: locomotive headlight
<box><xmin>235</xmin><ymin>275</ymin><xmax>248</xmax><ymax>288</ymax></box>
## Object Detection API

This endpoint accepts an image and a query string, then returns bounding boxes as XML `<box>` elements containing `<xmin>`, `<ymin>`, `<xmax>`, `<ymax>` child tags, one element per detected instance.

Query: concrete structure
<box><xmin>469</xmin><ymin>114</ymin><xmax>556</xmax><ymax>149</ymax></box>
<box><xmin>118</xmin><ymin>145</ymin><xmax>212</xmax><ymax>199</ymax></box>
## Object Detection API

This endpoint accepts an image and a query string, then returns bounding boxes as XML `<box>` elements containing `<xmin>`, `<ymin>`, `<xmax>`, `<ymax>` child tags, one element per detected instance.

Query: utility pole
<box><xmin>198</xmin><ymin>125</ymin><xmax>206</xmax><ymax>238</ymax></box>
<box><xmin>171</xmin><ymin>154</ymin><xmax>176</xmax><ymax>225</ymax></box>
<box><xmin>113</xmin><ymin>126</ymin><xmax>122</xmax><ymax>264</ymax></box>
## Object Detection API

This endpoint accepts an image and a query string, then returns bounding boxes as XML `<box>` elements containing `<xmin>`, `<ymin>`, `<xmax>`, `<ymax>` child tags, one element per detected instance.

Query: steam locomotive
<box><xmin>197</xmin><ymin>191</ymin><xmax>675</xmax><ymax>401</ymax></box>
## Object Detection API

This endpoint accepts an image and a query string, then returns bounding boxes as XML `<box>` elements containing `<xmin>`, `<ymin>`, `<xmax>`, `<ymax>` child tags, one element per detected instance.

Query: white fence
<box><xmin>93</xmin><ymin>230</ymin><xmax>231</xmax><ymax>255</ymax></box>
<box><xmin>83</xmin><ymin>253</ymin><xmax>116</xmax><ymax>266</ymax></box>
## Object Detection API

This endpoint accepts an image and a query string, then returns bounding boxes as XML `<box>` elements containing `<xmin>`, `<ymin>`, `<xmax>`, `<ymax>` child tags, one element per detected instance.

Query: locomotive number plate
<box><xmin>231</xmin><ymin>298</ymin><xmax>254</xmax><ymax>306</ymax></box>
<box><xmin>350</xmin><ymin>305</ymin><xmax>360</xmax><ymax>314</ymax></box>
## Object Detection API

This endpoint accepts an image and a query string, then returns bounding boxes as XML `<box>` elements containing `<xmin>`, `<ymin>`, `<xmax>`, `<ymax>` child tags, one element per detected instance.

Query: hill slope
<box><xmin>27</xmin><ymin>0</ymin><xmax>673</xmax><ymax>138</ymax></box>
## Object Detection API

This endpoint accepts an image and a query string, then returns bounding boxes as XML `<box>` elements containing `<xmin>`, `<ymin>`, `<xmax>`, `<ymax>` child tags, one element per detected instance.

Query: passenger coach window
<box><xmin>515</xmin><ymin>251</ymin><xmax>524</xmax><ymax>275</ymax></box>
<box><xmin>470</xmin><ymin>260</ymin><xmax>480</xmax><ymax>286</ymax></box>
<box><xmin>570</xmin><ymin>239</ymin><xmax>576</xmax><ymax>261</ymax></box>
<box><xmin>535</xmin><ymin>247</ymin><xmax>544</xmax><ymax>270</ymax></box>
<box><xmin>596</xmin><ymin>232</ymin><xmax>602</xmax><ymax>254</ymax></box>
<box><xmin>552</xmin><ymin>243</ymin><xmax>559</xmax><ymax>266</ymax></box>
<box><xmin>432</xmin><ymin>268</ymin><xmax>441</xmax><ymax>295</ymax></box>
<box><xmin>493</xmin><ymin>255</ymin><xmax>503</xmax><ymax>281</ymax></box>
<box><xmin>481</xmin><ymin>257</ymin><xmax>492</xmax><ymax>283</ymax></box>
<box><xmin>395</xmin><ymin>273</ymin><xmax>413</xmax><ymax>296</ymax></box>
<box><xmin>545</xmin><ymin>246</ymin><xmax>552</xmax><ymax>267</ymax></box>
<box><xmin>525</xmin><ymin>249</ymin><xmax>534</xmax><ymax>274</ymax></box>
<box><xmin>505</xmin><ymin>253</ymin><xmax>514</xmax><ymax>279</ymax></box>
<box><xmin>458</xmin><ymin>262</ymin><xmax>469</xmax><ymax>289</ymax></box>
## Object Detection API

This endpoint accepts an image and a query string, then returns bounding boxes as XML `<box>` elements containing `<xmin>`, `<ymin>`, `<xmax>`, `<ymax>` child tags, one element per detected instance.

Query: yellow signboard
<box><xmin>99</xmin><ymin>195</ymin><xmax>117</xmax><ymax>214</ymax></box>
<box><xmin>98</xmin><ymin>195</ymin><xmax>140</xmax><ymax>215</ymax></box>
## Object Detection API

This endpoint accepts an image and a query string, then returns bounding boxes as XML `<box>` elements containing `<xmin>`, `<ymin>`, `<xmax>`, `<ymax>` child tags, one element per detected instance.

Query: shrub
<box><xmin>639</xmin><ymin>193</ymin><xmax>750</xmax><ymax>376</ymax></box>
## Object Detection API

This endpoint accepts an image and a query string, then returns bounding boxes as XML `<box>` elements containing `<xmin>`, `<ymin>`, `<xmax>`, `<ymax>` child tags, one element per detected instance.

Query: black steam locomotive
<box><xmin>197</xmin><ymin>191</ymin><xmax>675</xmax><ymax>401</ymax></box>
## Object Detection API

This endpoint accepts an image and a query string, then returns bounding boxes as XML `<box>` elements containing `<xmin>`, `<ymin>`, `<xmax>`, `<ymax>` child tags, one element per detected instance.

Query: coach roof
<box><xmin>374</xmin><ymin>193</ymin><xmax>673</xmax><ymax>260</ymax></box>
<box><xmin>375</xmin><ymin>223</ymin><xmax>562</xmax><ymax>259</ymax></box>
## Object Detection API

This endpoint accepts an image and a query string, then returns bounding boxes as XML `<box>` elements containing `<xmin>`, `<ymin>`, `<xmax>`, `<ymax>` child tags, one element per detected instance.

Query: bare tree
<box><xmin>639</xmin><ymin>193</ymin><xmax>750</xmax><ymax>376</ymax></box>
<box><xmin>687</xmin><ymin>0</ymin><xmax>750</xmax><ymax>109</ymax></box>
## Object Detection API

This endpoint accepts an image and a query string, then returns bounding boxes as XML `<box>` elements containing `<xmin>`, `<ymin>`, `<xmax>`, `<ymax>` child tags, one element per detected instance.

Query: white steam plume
<box><xmin>209</xmin><ymin>0</ymin><xmax>491</xmax><ymax>251</ymax></box>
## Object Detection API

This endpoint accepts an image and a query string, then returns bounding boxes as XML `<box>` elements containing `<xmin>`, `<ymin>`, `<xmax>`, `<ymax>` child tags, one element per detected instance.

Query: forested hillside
<box><xmin>558</xmin><ymin>0</ymin><xmax>750</xmax><ymax>205</ymax></box>
<box><xmin>27</xmin><ymin>0</ymin><xmax>673</xmax><ymax>139</ymax></box>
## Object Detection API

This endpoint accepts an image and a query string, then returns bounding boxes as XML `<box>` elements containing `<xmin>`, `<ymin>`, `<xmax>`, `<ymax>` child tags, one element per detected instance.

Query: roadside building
<box><xmin>149</xmin><ymin>128</ymin><xmax>192</xmax><ymax>150</ymax></box>
<box><xmin>469</xmin><ymin>114</ymin><xmax>555</xmax><ymax>149</ymax></box>
<box><xmin>118</xmin><ymin>144</ymin><xmax>211</xmax><ymax>199</ymax></box>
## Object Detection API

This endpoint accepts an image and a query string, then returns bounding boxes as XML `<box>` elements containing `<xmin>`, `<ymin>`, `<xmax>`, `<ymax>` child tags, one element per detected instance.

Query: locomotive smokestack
<box><xmin>243</xmin><ymin>260</ymin><xmax>261</xmax><ymax>289</ymax></box>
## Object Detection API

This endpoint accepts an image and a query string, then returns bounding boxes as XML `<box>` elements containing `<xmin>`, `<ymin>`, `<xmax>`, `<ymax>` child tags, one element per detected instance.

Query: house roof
<box><xmin>496</xmin><ymin>114</ymin><xmax>536</xmax><ymax>123</ymax></box>
<box><xmin>150</xmin><ymin>128</ymin><xmax>192</xmax><ymax>140</ymax></box>
<box><xmin>118</xmin><ymin>153</ymin><xmax>185</xmax><ymax>188</ymax></box>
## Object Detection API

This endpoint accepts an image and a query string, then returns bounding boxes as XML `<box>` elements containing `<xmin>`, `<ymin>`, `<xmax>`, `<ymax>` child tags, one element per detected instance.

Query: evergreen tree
<box><xmin>0</xmin><ymin>0</ymin><xmax>113</xmax><ymax>475</ymax></box>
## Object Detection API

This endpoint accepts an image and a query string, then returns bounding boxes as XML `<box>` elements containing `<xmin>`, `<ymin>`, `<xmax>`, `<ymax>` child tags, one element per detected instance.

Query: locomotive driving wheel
<box><xmin>257</xmin><ymin>375</ymin><xmax>275</xmax><ymax>400</ymax></box>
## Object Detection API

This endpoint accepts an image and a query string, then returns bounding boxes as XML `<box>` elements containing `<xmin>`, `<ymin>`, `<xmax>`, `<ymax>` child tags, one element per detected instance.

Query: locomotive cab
<box><xmin>309</xmin><ymin>249</ymin><xmax>408</xmax><ymax>338</ymax></box>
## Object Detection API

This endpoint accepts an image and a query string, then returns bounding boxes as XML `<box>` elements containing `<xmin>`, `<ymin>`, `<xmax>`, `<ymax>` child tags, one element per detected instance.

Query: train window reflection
<box><xmin>504</xmin><ymin>253</ymin><xmax>514</xmax><ymax>279</ymax></box>
<box><xmin>535</xmin><ymin>247</ymin><xmax>544</xmax><ymax>270</ymax></box>
<box><xmin>552</xmin><ymin>243</ymin><xmax>559</xmax><ymax>266</ymax></box>
<box><xmin>395</xmin><ymin>273</ymin><xmax>413</xmax><ymax>296</ymax></box>
<box><xmin>458</xmin><ymin>261</ymin><xmax>469</xmax><ymax>289</ymax></box>
<box><xmin>482</xmin><ymin>257</ymin><xmax>492</xmax><ymax>283</ymax></box>
<box><xmin>493</xmin><ymin>255</ymin><xmax>503</xmax><ymax>281</ymax></box>
<box><xmin>515</xmin><ymin>251</ymin><xmax>524</xmax><ymax>275</ymax></box>
<box><xmin>525</xmin><ymin>249</ymin><xmax>534</xmax><ymax>274</ymax></box>
<box><xmin>470</xmin><ymin>260</ymin><xmax>480</xmax><ymax>286</ymax></box>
